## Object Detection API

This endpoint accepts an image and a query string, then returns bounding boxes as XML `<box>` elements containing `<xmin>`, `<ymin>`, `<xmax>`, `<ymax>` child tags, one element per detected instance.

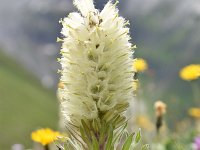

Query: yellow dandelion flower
<box><xmin>133</xmin><ymin>58</ymin><xmax>148</xmax><ymax>72</ymax></box>
<box><xmin>179</xmin><ymin>64</ymin><xmax>200</xmax><ymax>81</ymax></box>
<box><xmin>188</xmin><ymin>108</ymin><xmax>200</xmax><ymax>118</ymax></box>
<box><xmin>154</xmin><ymin>101</ymin><xmax>166</xmax><ymax>117</ymax></box>
<box><xmin>31</xmin><ymin>128</ymin><xmax>61</xmax><ymax>146</ymax></box>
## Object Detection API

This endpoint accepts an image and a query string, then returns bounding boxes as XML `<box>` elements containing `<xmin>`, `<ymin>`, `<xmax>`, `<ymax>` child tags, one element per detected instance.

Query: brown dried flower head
<box><xmin>154</xmin><ymin>101</ymin><xmax>166</xmax><ymax>117</ymax></box>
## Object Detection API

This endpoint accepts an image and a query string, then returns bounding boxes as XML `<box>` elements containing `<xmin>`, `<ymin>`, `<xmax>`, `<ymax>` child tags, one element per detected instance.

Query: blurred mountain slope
<box><xmin>0</xmin><ymin>0</ymin><xmax>74</xmax><ymax>88</ymax></box>
<box><xmin>0</xmin><ymin>51</ymin><xmax>59</xmax><ymax>150</ymax></box>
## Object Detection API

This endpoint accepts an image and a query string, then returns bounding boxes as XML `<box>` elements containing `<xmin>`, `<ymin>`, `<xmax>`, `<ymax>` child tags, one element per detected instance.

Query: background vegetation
<box><xmin>0</xmin><ymin>51</ymin><xmax>58</xmax><ymax>149</ymax></box>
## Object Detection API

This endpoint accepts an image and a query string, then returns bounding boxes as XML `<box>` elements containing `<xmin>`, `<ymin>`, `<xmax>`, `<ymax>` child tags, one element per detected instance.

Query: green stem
<box><xmin>44</xmin><ymin>145</ymin><xmax>49</xmax><ymax>150</ymax></box>
<box><xmin>156</xmin><ymin>116</ymin><xmax>163</xmax><ymax>134</ymax></box>
<box><xmin>191</xmin><ymin>81</ymin><xmax>200</xmax><ymax>106</ymax></box>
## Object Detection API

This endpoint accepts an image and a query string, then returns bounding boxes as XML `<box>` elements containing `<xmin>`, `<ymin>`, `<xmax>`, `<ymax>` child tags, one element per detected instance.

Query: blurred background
<box><xmin>0</xmin><ymin>0</ymin><xmax>200</xmax><ymax>149</ymax></box>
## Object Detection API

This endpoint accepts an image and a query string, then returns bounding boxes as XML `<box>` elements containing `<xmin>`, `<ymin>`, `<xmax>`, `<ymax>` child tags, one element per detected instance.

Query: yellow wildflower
<box><xmin>154</xmin><ymin>101</ymin><xmax>166</xmax><ymax>117</ymax></box>
<box><xmin>179</xmin><ymin>64</ymin><xmax>200</xmax><ymax>81</ymax></box>
<box><xmin>133</xmin><ymin>58</ymin><xmax>148</xmax><ymax>72</ymax></box>
<box><xmin>31</xmin><ymin>128</ymin><xmax>61</xmax><ymax>145</ymax></box>
<box><xmin>188</xmin><ymin>108</ymin><xmax>200</xmax><ymax>118</ymax></box>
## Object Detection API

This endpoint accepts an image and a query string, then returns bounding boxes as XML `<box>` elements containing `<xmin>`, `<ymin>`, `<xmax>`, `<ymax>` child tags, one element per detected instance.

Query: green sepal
<box><xmin>80</xmin><ymin>127</ymin><xmax>89</xmax><ymax>145</ymax></box>
<box><xmin>91</xmin><ymin>132</ymin><xmax>99</xmax><ymax>150</ymax></box>
<box><xmin>81</xmin><ymin>119</ymin><xmax>91</xmax><ymax>140</ymax></box>
<box><xmin>114</xmin><ymin>102</ymin><xmax>129</xmax><ymax>113</ymax></box>
<box><xmin>105</xmin><ymin>125</ymin><xmax>114</xmax><ymax>150</ymax></box>
<box><xmin>99</xmin><ymin>121</ymin><xmax>107</xmax><ymax>147</ymax></box>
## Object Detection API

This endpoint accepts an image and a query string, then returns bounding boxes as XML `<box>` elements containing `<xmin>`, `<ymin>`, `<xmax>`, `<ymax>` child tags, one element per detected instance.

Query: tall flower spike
<box><xmin>59</xmin><ymin>0</ymin><xmax>134</xmax><ymax>126</ymax></box>
<box><xmin>58</xmin><ymin>0</ymin><xmax>140</xmax><ymax>149</ymax></box>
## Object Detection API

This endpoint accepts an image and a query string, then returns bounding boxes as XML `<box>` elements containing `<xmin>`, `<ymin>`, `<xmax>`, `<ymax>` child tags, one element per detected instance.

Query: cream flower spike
<box><xmin>74</xmin><ymin>0</ymin><xmax>95</xmax><ymax>17</ymax></box>
<box><xmin>56</xmin><ymin>0</ymin><xmax>147</xmax><ymax>149</ymax></box>
<box><xmin>59</xmin><ymin>0</ymin><xmax>134</xmax><ymax>126</ymax></box>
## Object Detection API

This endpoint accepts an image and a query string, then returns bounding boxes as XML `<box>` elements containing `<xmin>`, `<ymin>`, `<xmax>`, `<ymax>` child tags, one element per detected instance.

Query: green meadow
<box><xmin>0</xmin><ymin>51</ymin><xmax>59</xmax><ymax>150</ymax></box>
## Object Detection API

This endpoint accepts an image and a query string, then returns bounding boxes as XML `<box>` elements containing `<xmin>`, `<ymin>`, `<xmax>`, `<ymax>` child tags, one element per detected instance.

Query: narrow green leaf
<box><xmin>92</xmin><ymin>119</ymin><xmax>99</xmax><ymax>133</ymax></box>
<box><xmin>81</xmin><ymin>119</ymin><xmax>91</xmax><ymax>139</ymax></box>
<box><xmin>99</xmin><ymin>121</ymin><xmax>107</xmax><ymax>146</ymax></box>
<box><xmin>105</xmin><ymin>125</ymin><xmax>114</xmax><ymax>150</ymax></box>
<box><xmin>122</xmin><ymin>133</ymin><xmax>134</xmax><ymax>150</ymax></box>
<box><xmin>91</xmin><ymin>132</ymin><xmax>99</xmax><ymax>150</ymax></box>
<box><xmin>80</xmin><ymin>126</ymin><xmax>93</xmax><ymax>150</ymax></box>
<box><xmin>135</xmin><ymin>129</ymin><xmax>141</xmax><ymax>144</ymax></box>
<box><xmin>80</xmin><ymin>127</ymin><xmax>87</xmax><ymax>143</ymax></box>
<box><xmin>111</xmin><ymin>145</ymin><xmax>114</xmax><ymax>150</ymax></box>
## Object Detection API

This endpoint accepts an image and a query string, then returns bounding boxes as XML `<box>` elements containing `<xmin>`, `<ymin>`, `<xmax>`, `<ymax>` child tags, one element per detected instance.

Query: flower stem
<box><xmin>191</xmin><ymin>81</ymin><xmax>200</xmax><ymax>106</ymax></box>
<box><xmin>44</xmin><ymin>145</ymin><xmax>49</xmax><ymax>150</ymax></box>
<box><xmin>156</xmin><ymin>116</ymin><xmax>163</xmax><ymax>134</ymax></box>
